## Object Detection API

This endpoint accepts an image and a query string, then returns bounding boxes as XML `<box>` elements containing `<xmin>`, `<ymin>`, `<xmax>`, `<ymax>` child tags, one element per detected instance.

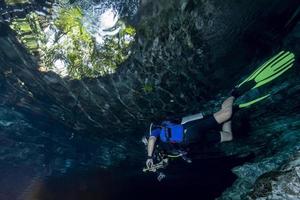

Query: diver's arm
<box><xmin>146</xmin><ymin>136</ymin><xmax>157</xmax><ymax>168</ymax></box>
<box><xmin>147</xmin><ymin>136</ymin><xmax>157</xmax><ymax>157</ymax></box>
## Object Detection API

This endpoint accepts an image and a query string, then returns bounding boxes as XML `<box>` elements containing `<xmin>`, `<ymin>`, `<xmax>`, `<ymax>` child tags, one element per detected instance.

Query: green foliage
<box><xmin>9</xmin><ymin>12</ymin><xmax>44</xmax><ymax>52</ymax></box>
<box><xmin>5</xmin><ymin>0</ymin><xmax>30</xmax><ymax>5</ymax></box>
<box><xmin>53</xmin><ymin>7</ymin><xmax>95</xmax><ymax>79</ymax></box>
<box><xmin>54</xmin><ymin>7</ymin><xmax>92</xmax><ymax>44</ymax></box>
<box><xmin>8</xmin><ymin>5</ymin><xmax>136</xmax><ymax>80</ymax></box>
<box><xmin>122</xmin><ymin>25</ymin><xmax>136</xmax><ymax>36</ymax></box>
<box><xmin>54</xmin><ymin>10</ymin><xmax>137</xmax><ymax>79</ymax></box>
<box><xmin>56</xmin><ymin>7</ymin><xmax>80</xmax><ymax>34</ymax></box>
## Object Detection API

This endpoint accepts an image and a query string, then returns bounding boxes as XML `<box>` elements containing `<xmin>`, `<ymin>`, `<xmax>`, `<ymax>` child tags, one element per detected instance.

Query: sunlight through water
<box><xmin>7</xmin><ymin>0</ymin><xmax>139</xmax><ymax>79</ymax></box>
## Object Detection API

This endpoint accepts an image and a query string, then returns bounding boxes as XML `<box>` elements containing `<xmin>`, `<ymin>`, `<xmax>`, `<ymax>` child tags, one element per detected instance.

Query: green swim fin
<box><xmin>237</xmin><ymin>51</ymin><xmax>295</xmax><ymax>90</ymax></box>
<box><xmin>238</xmin><ymin>94</ymin><xmax>271</xmax><ymax>109</ymax></box>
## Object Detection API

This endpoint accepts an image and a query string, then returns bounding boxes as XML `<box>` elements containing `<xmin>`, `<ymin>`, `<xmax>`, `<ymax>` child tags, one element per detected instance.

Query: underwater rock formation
<box><xmin>249</xmin><ymin>151</ymin><xmax>300</xmax><ymax>200</ymax></box>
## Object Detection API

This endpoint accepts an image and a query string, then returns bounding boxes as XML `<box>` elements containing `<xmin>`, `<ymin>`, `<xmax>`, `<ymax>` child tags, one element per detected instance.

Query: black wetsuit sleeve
<box><xmin>165</xmin><ymin>116</ymin><xmax>182</xmax><ymax>124</ymax></box>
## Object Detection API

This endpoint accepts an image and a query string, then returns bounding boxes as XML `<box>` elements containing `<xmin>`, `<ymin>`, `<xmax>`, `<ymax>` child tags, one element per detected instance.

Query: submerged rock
<box><xmin>248</xmin><ymin>151</ymin><xmax>300</xmax><ymax>200</ymax></box>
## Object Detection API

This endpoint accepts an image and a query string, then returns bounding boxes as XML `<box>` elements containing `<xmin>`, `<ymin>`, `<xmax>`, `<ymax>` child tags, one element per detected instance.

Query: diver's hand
<box><xmin>146</xmin><ymin>158</ymin><xmax>154</xmax><ymax>169</ymax></box>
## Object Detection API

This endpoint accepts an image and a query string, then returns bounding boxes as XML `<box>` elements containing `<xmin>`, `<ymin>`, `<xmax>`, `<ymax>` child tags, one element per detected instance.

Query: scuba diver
<box><xmin>142</xmin><ymin>51</ymin><xmax>296</xmax><ymax>180</ymax></box>
<box><xmin>146</xmin><ymin>96</ymin><xmax>235</xmax><ymax>166</ymax></box>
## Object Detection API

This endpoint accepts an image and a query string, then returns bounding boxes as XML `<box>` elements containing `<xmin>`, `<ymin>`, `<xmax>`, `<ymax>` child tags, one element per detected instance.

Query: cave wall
<box><xmin>3</xmin><ymin>0</ymin><xmax>298</xmax><ymax>136</ymax></box>
<box><xmin>217</xmin><ymin>21</ymin><xmax>300</xmax><ymax>199</ymax></box>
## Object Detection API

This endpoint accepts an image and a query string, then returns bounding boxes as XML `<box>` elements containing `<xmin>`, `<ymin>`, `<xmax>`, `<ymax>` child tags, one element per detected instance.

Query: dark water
<box><xmin>16</xmin><ymin>155</ymin><xmax>252</xmax><ymax>200</ymax></box>
<box><xmin>0</xmin><ymin>108</ymin><xmax>253</xmax><ymax>200</ymax></box>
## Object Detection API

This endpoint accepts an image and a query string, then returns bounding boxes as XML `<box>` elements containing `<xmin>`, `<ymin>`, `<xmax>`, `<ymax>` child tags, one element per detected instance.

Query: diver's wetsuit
<box><xmin>182</xmin><ymin>114</ymin><xmax>221</xmax><ymax>145</ymax></box>
<box><xmin>150</xmin><ymin>114</ymin><xmax>221</xmax><ymax>147</ymax></box>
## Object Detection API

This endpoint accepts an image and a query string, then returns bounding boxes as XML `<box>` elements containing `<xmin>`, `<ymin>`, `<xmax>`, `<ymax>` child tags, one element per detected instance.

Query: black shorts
<box><xmin>182</xmin><ymin>115</ymin><xmax>221</xmax><ymax>145</ymax></box>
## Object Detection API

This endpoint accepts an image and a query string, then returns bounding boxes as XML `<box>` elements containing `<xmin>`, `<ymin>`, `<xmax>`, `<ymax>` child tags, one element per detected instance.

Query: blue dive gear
<box><xmin>150</xmin><ymin>121</ymin><xmax>184</xmax><ymax>143</ymax></box>
<box><xmin>160</xmin><ymin>121</ymin><xmax>184</xmax><ymax>143</ymax></box>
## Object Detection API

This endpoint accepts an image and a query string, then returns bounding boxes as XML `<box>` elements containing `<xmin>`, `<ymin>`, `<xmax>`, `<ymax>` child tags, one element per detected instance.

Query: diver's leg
<box><xmin>213</xmin><ymin>96</ymin><xmax>235</xmax><ymax>124</ymax></box>
<box><xmin>183</xmin><ymin>97</ymin><xmax>234</xmax><ymax>144</ymax></box>
<box><xmin>220</xmin><ymin>120</ymin><xmax>233</xmax><ymax>142</ymax></box>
